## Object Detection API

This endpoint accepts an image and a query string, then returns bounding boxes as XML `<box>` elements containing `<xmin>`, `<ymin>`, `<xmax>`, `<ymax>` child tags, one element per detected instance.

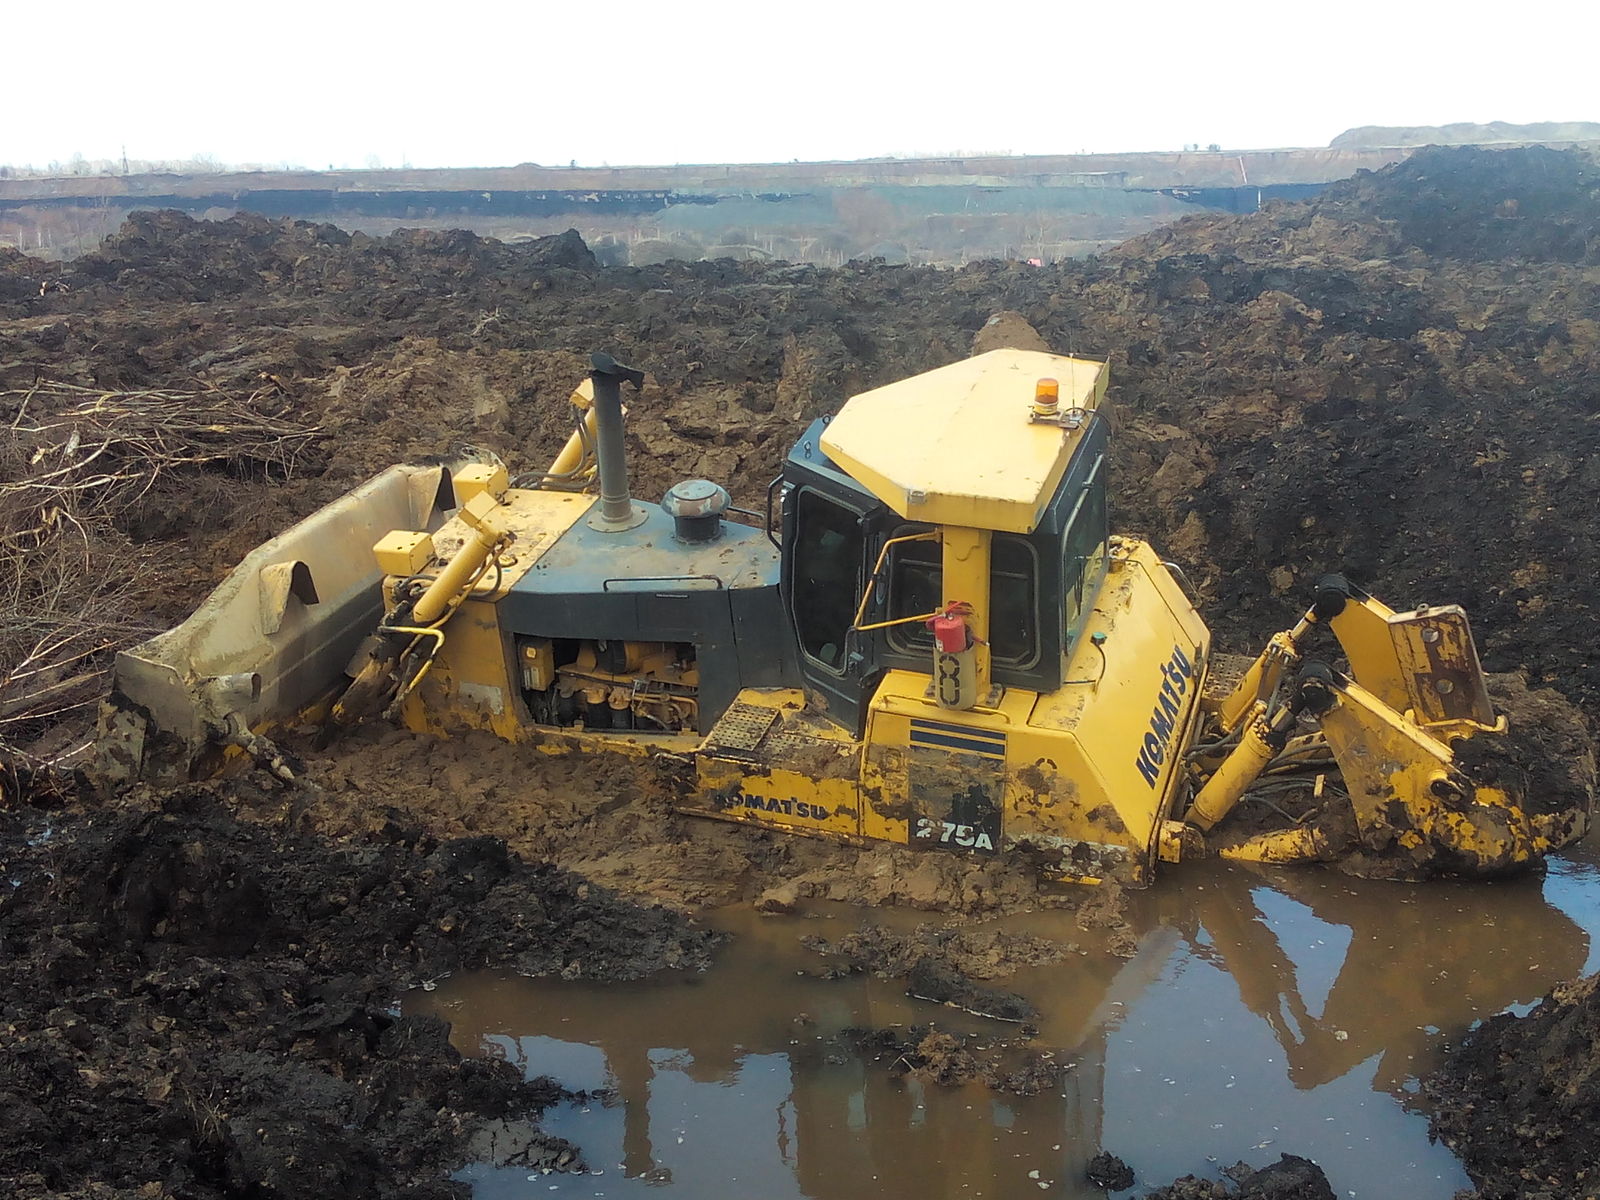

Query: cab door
<box><xmin>782</xmin><ymin>485</ymin><xmax>879</xmax><ymax>735</ymax></box>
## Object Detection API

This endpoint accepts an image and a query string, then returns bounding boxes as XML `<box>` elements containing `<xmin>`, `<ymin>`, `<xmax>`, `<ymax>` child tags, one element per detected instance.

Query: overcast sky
<box><xmin>9</xmin><ymin>0</ymin><xmax>1598</xmax><ymax>170</ymax></box>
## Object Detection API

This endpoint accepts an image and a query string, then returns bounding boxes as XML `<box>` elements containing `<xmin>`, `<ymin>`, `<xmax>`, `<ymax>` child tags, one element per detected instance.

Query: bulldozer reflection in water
<box><xmin>415</xmin><ymin>864</ymin><xmax>1589</xmax><ymax>1198</ymax></box>
<box><xmin>100</xmin><ymin>349</ymin><xmax>1592</xmax><ymax>883</ymax></box>
<box><xmin>1165</xmin><ymin>868</ymin><xmax>1590</xmax><ymax>1095</ymax></box>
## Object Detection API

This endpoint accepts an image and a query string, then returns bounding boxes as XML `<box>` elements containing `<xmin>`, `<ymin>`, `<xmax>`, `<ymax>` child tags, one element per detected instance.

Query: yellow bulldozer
<box><xmin>98</xmin><ymin>349</ymin><xmax>1591</xmax><ymax>885</ymax></box>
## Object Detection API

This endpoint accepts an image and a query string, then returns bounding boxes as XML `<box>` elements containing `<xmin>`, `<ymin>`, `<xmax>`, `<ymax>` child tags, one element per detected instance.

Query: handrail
<box><xmin>377</xmin><ymin>624</ymin><xmax>446</xmax><ymax>707</ymax></box>
<box><xmin>851</xmin><ymin>530</ymin><xmax>940</xmax><ymax>631</ymax></box>
<box><xmin>764</xmin><ymin>475</ymin><xmax>785</xmax><ymax>549</ymax></box>
<box><xmin>601</xmin><ymin>574</ymin><xmax>724</xmax><ymax>591</ymax></box>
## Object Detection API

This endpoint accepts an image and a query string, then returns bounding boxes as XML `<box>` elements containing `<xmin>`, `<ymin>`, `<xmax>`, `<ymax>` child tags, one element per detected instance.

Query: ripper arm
<box><xmin>1184</xmin><ymin>577</ymin><xmax>1541</xmax><ymax>874</ymax></box>
<box><xmin>1212</xmin><ymin>575</ymin><xmax>1496</xmax><ymax>737</ymax></box>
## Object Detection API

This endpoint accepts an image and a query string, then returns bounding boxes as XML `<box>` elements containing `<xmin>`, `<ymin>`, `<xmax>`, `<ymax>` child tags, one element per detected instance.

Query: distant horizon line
<box><xmin>5</xmin><ymin>124</ymin><xmax>1598</xmax><ymax>181</ymax></box>
<box><xmin>0</xmin><ymin>143</ymin><xmax>1484</xmax><ymax>180</ymax></box>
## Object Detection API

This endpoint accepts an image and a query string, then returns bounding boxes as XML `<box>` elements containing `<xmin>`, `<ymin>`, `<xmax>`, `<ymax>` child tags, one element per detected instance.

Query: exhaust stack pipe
<box><xmin>587</xmin><ymin>352</ymin><xmax>648</xmax><ymax>532</ymax></box>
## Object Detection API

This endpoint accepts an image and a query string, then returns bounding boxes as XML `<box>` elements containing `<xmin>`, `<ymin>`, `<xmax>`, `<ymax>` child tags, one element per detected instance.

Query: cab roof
<box><xmin>819</xmin><ymin>349</ymin><xmax>1108</xmax><ymax>534</ymax></box>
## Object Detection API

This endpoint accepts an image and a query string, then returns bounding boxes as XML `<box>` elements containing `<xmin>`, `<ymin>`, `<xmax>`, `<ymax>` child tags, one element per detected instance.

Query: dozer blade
<box><xmin>1199</xmin><ymin>578</ymin><xmax>1592</xmax><ymax>880</ymax></box>
<box><xmin>95</xmin><ymin>461</ymin><xmax>468</xmax><ymax>785</ymax></box>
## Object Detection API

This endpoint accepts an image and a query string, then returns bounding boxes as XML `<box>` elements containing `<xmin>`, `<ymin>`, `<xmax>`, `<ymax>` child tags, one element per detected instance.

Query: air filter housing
<box><xmin>661</xmin><ymin>479</ymin><xmax>731</xmax><ymax>543</ymax></box>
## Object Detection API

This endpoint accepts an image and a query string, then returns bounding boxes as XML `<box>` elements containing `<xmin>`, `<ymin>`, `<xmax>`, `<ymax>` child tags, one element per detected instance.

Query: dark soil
<box><xmin>1427</xmin><ymin>972</ymin><xmax>1600</xmax><ymax>1200</ymax></box>
<box><xmin>1086</xmin><ymin>1150</ymin><xmax>1136</xmax><ymax>1190</ymax></box>
<box><xmin>902</xmin><ymin>957</ymin><xmax>1036</xmax><ymax>1022</ymax></box>
<box><xmin>0</xmin><ymin>781</ymin><xmax>719</xmax><ymax>1199</ymax></box>
<box><xmin>1456</xmin><ymin>672</ymin><xmax>1598</xmax><ymax>823</ymax></box>
<box><xmin>1144</xmin><ymin>1154</ymin><xmax>1336</xmax><ymax>1200</ymax></box>
<box><xmin>1317</xmin><ymin>145</ymin><xmax>1600</xmax><ymax>264</ymax></box>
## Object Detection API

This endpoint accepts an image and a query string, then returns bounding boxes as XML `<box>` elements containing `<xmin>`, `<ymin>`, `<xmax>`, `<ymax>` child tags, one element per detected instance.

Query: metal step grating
<box><xmin>1202</xmin><ymin>652</ymin><xmax>1256</xmax><ymax>705</ymax></box>
<box><xmin>704</xmin><ymin>701</ymin><xmax>779</xmax><ymax>755</ymax></box>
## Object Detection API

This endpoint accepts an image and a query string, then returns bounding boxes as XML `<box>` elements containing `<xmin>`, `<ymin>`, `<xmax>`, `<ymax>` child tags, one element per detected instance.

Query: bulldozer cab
<box><xmin>693</xmin><ymin>348</ymin><xmax>1206</xmax><ymax>885</ymax></box>
<box><xmin>778</xmin><ymin>349</ymin><xmax>1113</xmax><ymax>734</ymax></box>
<box><xmin>697</xmin><ymin>347</ymin><xmax>1203</xmax><ymax>883</ymax></box>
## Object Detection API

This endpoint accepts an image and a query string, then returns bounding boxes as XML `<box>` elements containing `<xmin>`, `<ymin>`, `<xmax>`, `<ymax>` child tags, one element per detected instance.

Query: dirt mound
<box><xmin>1457</xmin><ymin>672</ymin><xmax>1597</xmax><ymax>825</ymax></box>
<box><xmin>1319</xmin><ymin>144</ymin><xmax>1600</xmax><ymax>262</ymax></box>
<box><xmin>800</xmin><ymin>921</ymin><xmax>1077</xmax><ymax>980</ymax></box>
<box><xmin>66</xmin><ymin>211</ymin><xmax>598</xmax><ymax>307</ymax></box>
<box><xmin>1427</xmin><ymin>972</ymin><xmax>1600</xmax><ymax>1200</ymax></box>
<box><xmin>1330</xmin><ymin>121</ymin><xmax>1600</xmax><ymax>149</ymax></box>
<box><xmin>971</xmin><ymin>309</ymin><xmax>1051</xmax><ymax>354</ymax></box>
<box><xmin>798</xmin><ymin>922</ymin><xmax>1071</xmax><ymax>1021</ymax></box>
<box><xmin>0</xmin><ymin>786</ymin><xmax>716</xmax><ymax>1198</ymax></box>
<box><xmin>69</xmin><ymin>209</ymin><xmax>351</xmax><ymax>302</ymax></box>
<box><xmin>0</xmin><ymin>245</ymin><xmax>53</xmax><ymax>305</ymax></box>
<box><xmin>903</xmin><ymin>957</ymin><xmax>1037</xmax><ymax>1022</ymax></box>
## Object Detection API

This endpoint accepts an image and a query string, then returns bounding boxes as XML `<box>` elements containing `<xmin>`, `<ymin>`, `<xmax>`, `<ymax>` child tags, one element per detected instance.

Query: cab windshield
<box><xmin>884</xmin><ymin>532</ymin><xmax>1039</xmax><ymax>668</ymax></box>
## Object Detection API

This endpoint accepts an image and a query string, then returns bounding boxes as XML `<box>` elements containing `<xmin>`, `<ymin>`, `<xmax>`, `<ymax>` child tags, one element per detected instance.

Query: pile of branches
<box><xmin>0</xmin><ymin>382</ymin><xmax>323</xmax><ymax>796</ymax></box>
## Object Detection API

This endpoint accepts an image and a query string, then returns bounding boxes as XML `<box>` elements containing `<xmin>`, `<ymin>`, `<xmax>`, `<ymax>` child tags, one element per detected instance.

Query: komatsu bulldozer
<box><xmin>99</xmin><ymin>350</ymin><xmax>1591</xmax><ymax>885</ymax></box>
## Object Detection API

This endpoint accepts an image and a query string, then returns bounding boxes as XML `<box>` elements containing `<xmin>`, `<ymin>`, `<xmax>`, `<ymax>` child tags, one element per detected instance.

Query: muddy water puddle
<box><xmin>410</xmin><ymin>840</ymin><xmax>1600</xmax><ymax>1198</ymax></box>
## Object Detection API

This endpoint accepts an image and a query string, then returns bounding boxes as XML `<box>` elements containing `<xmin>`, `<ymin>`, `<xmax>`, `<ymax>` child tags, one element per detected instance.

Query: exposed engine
<box><xmin>518</xmin><ymin>638</ymin><xmax>698</xmax><ymax>732</ymax></box>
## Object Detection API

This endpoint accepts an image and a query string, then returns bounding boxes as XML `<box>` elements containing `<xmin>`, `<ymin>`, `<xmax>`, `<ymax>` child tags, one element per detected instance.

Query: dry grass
<box><xmin>0</xmin><ymin>382</ymin><xmax>322</xmax><ymax>796</ymax></box>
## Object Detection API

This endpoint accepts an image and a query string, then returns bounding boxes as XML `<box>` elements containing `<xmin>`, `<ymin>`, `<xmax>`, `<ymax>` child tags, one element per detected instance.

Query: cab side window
<box><xmin>1062</xmin><ymin>466</ymin><xmax>1109</xmax><ymax>646</ymax></box>
<box><xmin>887</xmin><ymin>533</ymin><xmax>941</xmax><ymax>636</ymax></box>
<box><xmin>791</xmin><ymin>489</ymin><xmax>864</xmax><ymax>671</ymax></box>
<box><xmin>991</xmin><ymin>538</ymin><xmax>1039</xmax><ymax>667</ymax></box>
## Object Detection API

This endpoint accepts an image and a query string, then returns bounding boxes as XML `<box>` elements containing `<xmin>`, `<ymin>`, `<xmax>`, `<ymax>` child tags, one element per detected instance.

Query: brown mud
<box><xmin>269</xmin><ymin>724</ymin><xmax>1101</xmax><ymax>916</ymax></box>
<box><xmin>5</xmin><ymin>144</ymin><xmax>1600</xmax><ymax>1195</ymax></box>
<box><xmin>0</xmin><ymin>782</ymin><xmax>717</xmax><ymax>1199</ymax></box>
